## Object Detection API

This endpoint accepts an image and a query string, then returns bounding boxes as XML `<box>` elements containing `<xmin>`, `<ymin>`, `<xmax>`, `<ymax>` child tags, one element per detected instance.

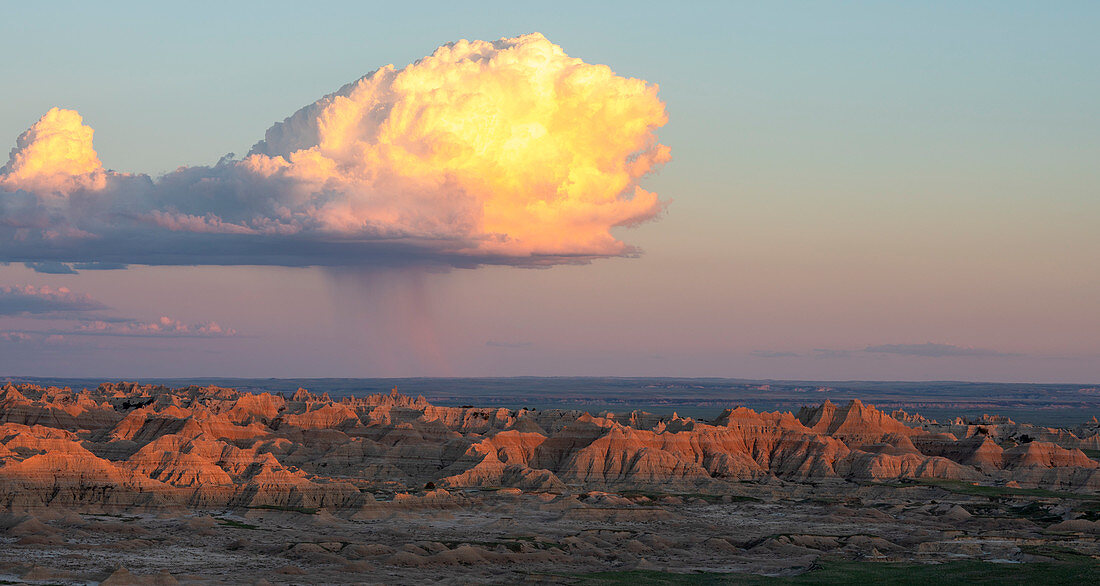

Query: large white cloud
<box><xmin>0</xmin><ymin>34</ymin><xmax>669</xmax><ymax>270</ymax></box>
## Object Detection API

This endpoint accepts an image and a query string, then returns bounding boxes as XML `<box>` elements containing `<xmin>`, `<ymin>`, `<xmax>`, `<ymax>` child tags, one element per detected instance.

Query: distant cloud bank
<box><xmin>0</xmin><ymin>34</ymin><xmax>669</xmax><ymax>272</ymax></box>
<box><xmin>0</xmin><ymin>284</ymin><xmax>235</xmax><ymax>344</ymax></box>
<box><xmin>752</xmin><ymin>342</ymin><xmax>1019</xmax><ymax>359</ymax></box>
<box><xmin>864</xmin><ymin>342</ymin><xmax>1018</xmax><ymax>358</ymax></box>
<box><xmin>0</xmin><ymin>285</ymin><xmax>107</xmax><ymax>315</ymax></box>
<box><xmin>73</xmin><ymin>316</ymin><xmax>236</xmax><ymax>338</ymax></box>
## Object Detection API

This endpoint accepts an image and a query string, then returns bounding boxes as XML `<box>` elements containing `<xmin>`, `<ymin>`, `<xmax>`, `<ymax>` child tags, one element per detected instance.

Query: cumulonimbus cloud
<box><xmin>0</xmin><ymin>34</ymin><xmax>669</xmax><ymax>271</ymax></box>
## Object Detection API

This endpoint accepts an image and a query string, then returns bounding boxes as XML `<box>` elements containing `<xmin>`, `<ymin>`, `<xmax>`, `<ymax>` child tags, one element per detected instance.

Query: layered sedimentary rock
<box><xmin>1</xmin><ymin>382</ymin><xmax>1098</xmax><ymax>510</ymax></box>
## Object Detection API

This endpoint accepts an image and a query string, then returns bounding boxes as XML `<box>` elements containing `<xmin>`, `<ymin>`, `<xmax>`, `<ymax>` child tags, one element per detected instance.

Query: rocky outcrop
<box><xmin>921</xmin><ymin>414</ymin><xmax>1100</xmax><ymax>452</ymax></box>
<box><xmin>1</xmin><ymin>382</ymin><xmax>1098</xmax><ymax>510</ymax></box>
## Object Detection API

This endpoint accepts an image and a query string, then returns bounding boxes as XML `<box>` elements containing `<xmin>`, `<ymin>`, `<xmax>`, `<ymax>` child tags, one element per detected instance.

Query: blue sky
<box><xmin>1</xmin><ymin>1</ymin><xmax>1097</xmax><ymax>381</ymax></box>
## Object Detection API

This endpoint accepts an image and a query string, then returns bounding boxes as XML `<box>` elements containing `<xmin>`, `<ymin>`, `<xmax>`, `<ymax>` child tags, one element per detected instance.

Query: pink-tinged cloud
<box><xmin>0</xmin><ymin>332</ymin><xmax>33</xmax><ymax>343</ymax></box>
<box><xmin>76</xmin><ymin>316</ymin><xmax>237</xmax><ymax>337</ymax></box>
<box><xmin>0</xmin><ymin>284</ymin><xmax>236</xmax><ymax>339</ymax></box>
<box><xmin>864</xmin><ymin>342</ymin><xmax>1019</xmax><ymax>358</ymax></box>
<box><xmin>0</xmin><ymin>34</ymin><xmax>669</xmax><ymax>270</ymax></box>
<box><xmin>0</xmin><ymin>330</ymin><xmax>74</xmax><ymax>348</ymax></box>
<box><xmin>0</xmin><ymin>284</ymin><xmax>108</xmax><ymax>315</ymax></box>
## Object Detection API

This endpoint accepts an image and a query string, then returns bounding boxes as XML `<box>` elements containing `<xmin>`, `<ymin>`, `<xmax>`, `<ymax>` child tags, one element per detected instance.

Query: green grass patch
<box><xmin>1083</xmin><ymin>449</ymin><xmax>1100</xmax><ymax>460</ymax></box>
<box><xmin>617</xmin><ymin>490</ymin><xmax>760</xmax><ymax>504</ymax></box>
<box><xmin>216</xmin><ymin>518</ymin><xmax>259</xmax><ymax>530</ymax></box>
<box><xmin>1020</xmin><ymin>544</ymin><xmax>1096</xmax><ymax>562</ymax></box>
<box><xmin>438</xmin><ymin>538</ymin><xmax>558</xmax><ymax>553</ymax></box>
<box><xmin>1075</xmin><ymin>501</ymin><xmax>1100</xmax><ymax>521</ymax></box>
<box><xmin>247</xmin><ymin>504</ymin><xmax>318</xmax><ymax>514</ymax></box>
<box><xmin>966</xmin><ymin>501</ymin><xmax>1062</xmax><ymax>525</ymax></box>
<box><xmin>83</xmin><ymin>512</ymin><xmax>140</xmax><ymax>523</ymax></box>
<box><xmin>888</xmin><ymin>478</ymin><xmax>1099</xmax><ymax>501</ymax></box>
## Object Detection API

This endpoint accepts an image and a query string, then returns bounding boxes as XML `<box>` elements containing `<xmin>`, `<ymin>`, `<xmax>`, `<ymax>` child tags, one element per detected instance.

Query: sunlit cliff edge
<box><xmin>2</xmin><ymin>382</ymin><xmax>1098</xmax><ymax>512</ymax></box>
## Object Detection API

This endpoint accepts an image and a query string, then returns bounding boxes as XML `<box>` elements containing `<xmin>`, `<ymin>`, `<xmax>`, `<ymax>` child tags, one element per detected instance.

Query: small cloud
<box><xmin>0</xmin><ymin>331</ymin><xmax>33</xmax><ymax>344</ymax></box>
<box><xmin>23</xmin><ymin>261</ymin><xmax>78</xmax><ymax>274</ymax></box>
<box><xmin>71</xmin><ymin>262</ymin><xmax>128</xmax><ymax>271</ymax></box>
<box><xmin>812</xmin><ymin>348</ymin><xmax>853</xmax><ymax>359</ymax></box>
<box><xmin>486</xmin><ymin>340</ymin><xmax>533</xmax><ymax>349</ymax></box>
<box><xmin>0</xmin><ymin>284</ymin><xmax>237</xmax><ymax>340</ymax></box>
<box><xmin>751</xmin><ymin>350</ymin><xmax>801</xmax><ymax>358</ymax></box>
<box><xmin>70</xmin><ymin>315</ymin><xmax>134</xmax><ymax>324</ymax></box>
<box><xmin>74</xmin><ymin>316</ymin><xmax>237</xmax><ymax>338</ymax></box>
<box><xmin>0</xmin><ymin>330</ymin><xmax>78</xmax><ymax>348</ymax></box>
<box><xmin>17</xmin><ymin>261</ymin><xmax>125</xmax><ymax>274</ymax></box>
<box><xmin>0</xmin><ymin>284</ymin><xmax>108</xmax><ymax>315</ymax></box>
<box><xmin>863</xmin><ymin>342</ymin><xmax>1018</xmax><ymax>358</ymax></box>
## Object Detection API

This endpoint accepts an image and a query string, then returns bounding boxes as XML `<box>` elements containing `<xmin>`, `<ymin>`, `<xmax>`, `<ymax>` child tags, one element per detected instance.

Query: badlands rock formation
<box><xmin>2</xmin><ymin>382</ymin><xmax>1099</xmax><ymax>510</ymax></box>
<box><xmin>2</xmin><ymin>382</ymin><xmax>1100</xmax><ymax>583</ymax></box>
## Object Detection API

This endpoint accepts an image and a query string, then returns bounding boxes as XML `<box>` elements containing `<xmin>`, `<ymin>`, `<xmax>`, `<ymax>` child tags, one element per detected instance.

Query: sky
<box><xmin>0</xmin><ymin>1</ymin><xmax>1097</xmax><ymax>382</ymax></box>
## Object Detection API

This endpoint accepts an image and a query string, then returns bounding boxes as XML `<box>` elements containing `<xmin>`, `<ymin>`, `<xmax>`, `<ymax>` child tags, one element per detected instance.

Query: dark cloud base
<box><xmin>3</xmin><ymin>231</ymin><xmax>635</xmax><ymax>274</ymax></box>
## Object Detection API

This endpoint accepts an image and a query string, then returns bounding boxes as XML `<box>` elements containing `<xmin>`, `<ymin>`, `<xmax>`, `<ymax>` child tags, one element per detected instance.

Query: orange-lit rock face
<box><xmin>2</xmin><ymin>382</ymin><xmax>1100</xmax><ymax>511</ymax></box>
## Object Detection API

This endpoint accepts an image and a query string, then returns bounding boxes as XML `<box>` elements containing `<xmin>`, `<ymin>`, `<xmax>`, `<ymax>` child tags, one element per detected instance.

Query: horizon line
<box><xmin>3</xmin><ymin>374</ymin><xmax>1098</xmax><ymax>387</ymax></box>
